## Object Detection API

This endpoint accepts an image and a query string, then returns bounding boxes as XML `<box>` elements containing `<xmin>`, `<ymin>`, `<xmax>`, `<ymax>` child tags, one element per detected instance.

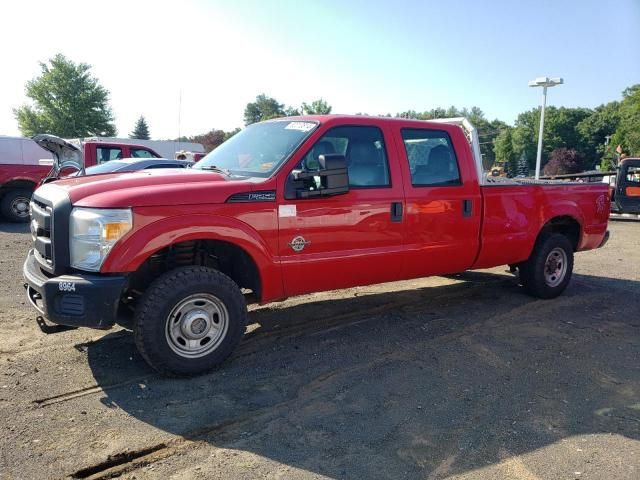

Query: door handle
<box><xmin>391</xmin><ymin>202</ymin><xmax>403</xmax><ymax>222</ymax></box>
<box><xmin>463</xmin><ymin>199</ymin><xmax>473</xmax><ymax>217</ymax></box>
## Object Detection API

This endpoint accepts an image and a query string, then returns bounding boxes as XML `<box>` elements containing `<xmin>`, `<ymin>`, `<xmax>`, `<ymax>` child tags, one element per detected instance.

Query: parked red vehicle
<box><xmin>23</xmin><ymin>116</ymin><xmax>610</xmax><ymax>376</ymax></box>
<box><xmin>0</xmin><ymin>136</ymin><xmax>160</xmax><ymax>222</ymax></box>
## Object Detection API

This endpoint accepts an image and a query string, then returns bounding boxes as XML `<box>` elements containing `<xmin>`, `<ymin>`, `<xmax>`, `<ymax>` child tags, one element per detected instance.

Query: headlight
<box><xmin>70</xmin><ymin>207</ymin><xmax>132</xmax><ymax>271</ymax></box>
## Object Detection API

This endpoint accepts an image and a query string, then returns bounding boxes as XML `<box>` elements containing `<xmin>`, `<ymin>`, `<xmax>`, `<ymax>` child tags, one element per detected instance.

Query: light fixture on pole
<box><xmin>528</xmin><ymin>76</ymin><xmax>563</xmax><ymax>179</ymax></box>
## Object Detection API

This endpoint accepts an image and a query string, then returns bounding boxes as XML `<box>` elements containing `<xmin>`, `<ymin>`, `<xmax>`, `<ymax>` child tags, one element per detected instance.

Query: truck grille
<box><xmin>30</xmin><ymin>198</ymin><xmax>54</xmax><ymax>270</ymax></box>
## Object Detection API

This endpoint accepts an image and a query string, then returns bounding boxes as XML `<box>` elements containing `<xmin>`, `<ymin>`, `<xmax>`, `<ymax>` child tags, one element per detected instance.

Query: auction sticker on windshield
<box><xmin>285</xmin><ymin>122</ymin><xmax>316</xmax><ymax>132</ymax></box>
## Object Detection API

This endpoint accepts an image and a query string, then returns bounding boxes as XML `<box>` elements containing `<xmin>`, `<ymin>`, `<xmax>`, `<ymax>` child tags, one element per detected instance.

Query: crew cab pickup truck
<box><xmin>0</xmin><ymin>136</ymin><xmax>160</xmax><ymax>222</ymax></box>
<box><xmin>23</xmin><ymin>116</ymin><xmax>610</xmax><ymax>376</ymax></box>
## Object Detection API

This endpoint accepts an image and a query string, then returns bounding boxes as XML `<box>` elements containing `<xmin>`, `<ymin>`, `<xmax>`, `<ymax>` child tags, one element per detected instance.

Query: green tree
<box><xmin>610</xmin><ymin>84</ymin><xmax>640</xmax><ymax>156</ymax></box>
<box><xmin>517</xmin><ymin>151</ymin><xmax>529</xmax><ymax>176</ymax></box>
<box><xmin>544</xmin><ymin>107</ymin><xmax>592</xmax><ymax>156</ymax></box>
<box><xmin>129</xmin><ymin>115</ymin><xmax>150</xmax><ymax>140</ymax></box>
<box><xmin>243</xmin><ymin>94</ymin><xmax>285</xmax><ymax>125</ymax></box>
<box><xmin>284</xmin><ymin>106</ymin><xmax>301</xmax><ymax>116</ymax></box>
<box><xmin>510</xmin><ymin>106</ymin><xmax>593</xmax><ymax>171</ymax></box>
<box><xmin>493</xmin><ymin>127</ymin><xmax>513</xmax><ymax>163</ymax></box>
<box><xmin>302</xmin><ymin>98</ymin><xmax>332</xmax><ymax>115</ymax></box>
<box><xmin>14</xmin><ymin>53</ymin><xmax>116</xmax><ymax>137</ymax></box>
<box><xmin>494</xmin><ymin>128</ymin><xmax>517</xmax><ymax>176</ymax></box>
<box><xmin>511</xmin><ymin>109</ymin><xmax>543</xmax><ymax>169</ymax></box>
<box><xmin>224</xmin><ymin>128</ymin><xmax>241</xmax><ymax>141</ymax></box>
<box><xmin>576</xmin><ymin>101</ymin><xmax>620</xmax><ymax>168</ymax></box>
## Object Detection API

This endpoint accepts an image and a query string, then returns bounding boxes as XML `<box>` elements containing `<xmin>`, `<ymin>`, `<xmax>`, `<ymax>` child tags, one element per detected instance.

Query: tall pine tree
<box><xmin>130</xmin><ymin>116</ymin><xmax>150</xmax><ymax>140</ymax></box>
<box><xmin>517</xmin><ymin>152</ymin><xmax>529</xmax><ymax>177</ymax></box>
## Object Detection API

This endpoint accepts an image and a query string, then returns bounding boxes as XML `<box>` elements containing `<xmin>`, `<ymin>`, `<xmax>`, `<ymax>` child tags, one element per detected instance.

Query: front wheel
<box><xmin>519</xmin><ymin>233</ymin><xmax>574</xmax><ymax>299</ymax></box>
<box><xmin>134</xmin><ymin>266</ymin><xmax>247</xmax><ymax>377</ymax></box>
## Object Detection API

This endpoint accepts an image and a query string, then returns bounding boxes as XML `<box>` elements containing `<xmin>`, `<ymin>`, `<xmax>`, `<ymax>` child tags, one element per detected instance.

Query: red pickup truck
<box><xmin>0</xmin><ymin>136</ymin><xmax>160</xmax><ymax>222</ymax></box>
<box><xmin>23</xmin><ymin>115</ymin><xmax>610</xmax><ymax>376</ymax></box>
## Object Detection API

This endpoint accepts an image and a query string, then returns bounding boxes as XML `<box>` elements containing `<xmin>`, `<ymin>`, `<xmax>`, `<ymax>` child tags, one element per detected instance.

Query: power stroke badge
<box><xmin>289</xmin><ymin>236</ymin><xmax>311</xmax><ymax>252</ymax></box>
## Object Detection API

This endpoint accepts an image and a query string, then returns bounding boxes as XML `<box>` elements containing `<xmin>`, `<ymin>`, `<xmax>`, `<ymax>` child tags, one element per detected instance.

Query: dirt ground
<box><xmin>0</xmin><ymin>220</ymin><xmax>638</xmax><ymax>480</ymax></box>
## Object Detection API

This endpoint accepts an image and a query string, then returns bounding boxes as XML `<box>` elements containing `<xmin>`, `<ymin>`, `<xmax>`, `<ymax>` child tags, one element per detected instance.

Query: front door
<box><xmin>616</xmin><ymin>160</ymin><xmax>640</xmax><ymax>214</ymax></box>
<box><xmin>278</xmin><ymin>124</ymin><xmax>405</xmax><ymax>297</ymax></box>
<box><xmin>393</xmin><ymin>125</ymin><xmax>482</xmax><ymax>278</ymax></box>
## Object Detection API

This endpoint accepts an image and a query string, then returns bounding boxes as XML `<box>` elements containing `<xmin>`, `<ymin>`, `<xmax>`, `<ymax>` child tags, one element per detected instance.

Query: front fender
<box><xmin>101</xmin><ymin>213</ymin><xmax>283</xmax><ymax>302</ymax></box>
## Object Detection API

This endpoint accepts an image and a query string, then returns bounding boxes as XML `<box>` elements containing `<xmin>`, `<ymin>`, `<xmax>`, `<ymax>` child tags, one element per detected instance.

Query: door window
<box><xmin>96</xmin><ymin>147</ymin><xmax>123</xmax><ymax>164</ymax></box>
<box><xmin>625</xmin><ymin>166</ymin><xmax>640</xmax><ymax>184</ymax></box>
<box><xmin>401</xmin><ymin>129</ymin><xmax>461</xmax><ymax>186</ymax></box>
<box><xmin>301</xmin><ymin>126</ymin><xmax>390</xmax><ymax>187</ymax></box>
<box><xmin>130</xmin><ymin>148</ymin><xmax>156</xmax><ymax>158</ymax></box>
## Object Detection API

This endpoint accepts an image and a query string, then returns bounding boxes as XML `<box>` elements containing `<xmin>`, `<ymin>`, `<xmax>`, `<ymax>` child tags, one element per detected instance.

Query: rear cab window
<box><xmin>400</xmin><ymin>129</ymin><xmax>461</xmax><ymax>186</ymax></box>
<box><xmin>130</xmin><ymin>148</ymin><xmax>157</xmax><ymax>158</ymax></box>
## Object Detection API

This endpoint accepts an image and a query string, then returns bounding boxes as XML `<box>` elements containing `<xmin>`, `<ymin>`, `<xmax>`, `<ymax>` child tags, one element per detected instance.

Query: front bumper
<box><xmin>23</xmin><ymin>249</ymin><xmax>127</xmax><ymax>329</ymax></box>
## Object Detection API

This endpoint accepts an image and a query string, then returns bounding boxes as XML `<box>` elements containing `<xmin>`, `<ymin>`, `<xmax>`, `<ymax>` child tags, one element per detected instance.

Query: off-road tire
<box><xmin>134</xmin><ymin>266</ymin><xmax>247</xmax><ymax>377</ymax></box>
<box><xmin>1</xmin><ymin>189</ymin><xmax>32</xmax><ymax>223</ymax></box>
<box><xmin>519</xmin><ymin>233</ymin><xmax>574</xmax><ymax>299</ymax></box>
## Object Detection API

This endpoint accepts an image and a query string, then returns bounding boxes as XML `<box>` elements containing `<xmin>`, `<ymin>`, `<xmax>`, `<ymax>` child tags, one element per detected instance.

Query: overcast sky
<box><xmin>1</xmin><ymin>0</ymin><xmax>639</xmax><ymax>139</ymax></box>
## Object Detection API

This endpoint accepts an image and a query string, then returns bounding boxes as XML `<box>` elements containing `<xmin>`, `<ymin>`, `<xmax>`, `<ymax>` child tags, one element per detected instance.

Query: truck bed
<box><xmin>473</xmin><ymin>181</ymin><xmax>610</xmax><ymax>269</ymax></box>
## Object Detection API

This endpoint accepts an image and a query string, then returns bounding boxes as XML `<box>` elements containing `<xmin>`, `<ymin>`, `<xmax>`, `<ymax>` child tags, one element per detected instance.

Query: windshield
<box><xmin>193</xmin><ymin>120</ymin><xmax>318</xmax><ymax>177</ymax></box>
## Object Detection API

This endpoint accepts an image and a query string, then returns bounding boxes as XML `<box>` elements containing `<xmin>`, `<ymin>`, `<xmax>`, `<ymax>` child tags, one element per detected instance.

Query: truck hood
<box><xmin>43</xmin><ymin>168</ymin><xmax>263</xmax><ymax>208</ymax></box>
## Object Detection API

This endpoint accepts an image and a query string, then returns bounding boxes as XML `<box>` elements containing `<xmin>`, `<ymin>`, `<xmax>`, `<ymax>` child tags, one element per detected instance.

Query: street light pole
<box><xmin>534</xmin><ymin>85</ymin><xmax>548</xmax><ymax>180</ymax></box>
<box><xmin>528</xmin><ymin>77</ymin><xmax>563</xmax><ymax>179</ymax></box>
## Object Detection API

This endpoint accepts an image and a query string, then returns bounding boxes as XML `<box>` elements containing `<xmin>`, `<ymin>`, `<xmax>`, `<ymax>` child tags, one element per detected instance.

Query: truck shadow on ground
<box><xmin>0</xmin><ymin>222</ymin><xmax>29</xmax><ymax>233</ymax></box>
<box><xmin>85</xmin><ymin>271</ymin><xmax>640</xmax><ymax>478</ymax></box>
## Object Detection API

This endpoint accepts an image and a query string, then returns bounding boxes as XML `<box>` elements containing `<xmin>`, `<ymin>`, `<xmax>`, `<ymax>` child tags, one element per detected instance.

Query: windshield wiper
<box><xmin>198</xmin><ymin>165</ymin><xmax>232</xmax><ymax>177</ymax></box>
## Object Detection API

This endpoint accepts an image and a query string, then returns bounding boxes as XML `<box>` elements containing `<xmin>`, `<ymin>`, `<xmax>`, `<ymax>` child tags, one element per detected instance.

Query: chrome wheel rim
<box><xmin>165</xmin><ymin>293</ymin><xmax>229</xmax><ymax>358</ymax></box>
<box><xmin>11</xmin><ymin>196</ymin><xmax>30</xmax><ymax>218</ymax></box>
<box><xmin>544</xmin><ymin>247</ymin><xmax>568</xmax><ymax>287</ymax></box>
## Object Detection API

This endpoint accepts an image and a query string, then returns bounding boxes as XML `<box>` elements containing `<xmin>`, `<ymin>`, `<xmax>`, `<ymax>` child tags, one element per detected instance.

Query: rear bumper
<box><xmin>23</xmin><ymin>249</ymin><xmax>126</xmax><ymax>329</ymax></box>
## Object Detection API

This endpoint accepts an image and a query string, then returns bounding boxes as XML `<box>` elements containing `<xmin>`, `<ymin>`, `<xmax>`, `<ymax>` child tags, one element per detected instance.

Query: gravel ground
<box><xmin>0</xmin><ymin>220</ymin><xmax>638</xmax><ymax>480</ymax></box>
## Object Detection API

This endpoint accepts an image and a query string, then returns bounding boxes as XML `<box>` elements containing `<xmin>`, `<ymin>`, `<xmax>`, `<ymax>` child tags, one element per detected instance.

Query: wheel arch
<box><xmin>537</xmin><ymin>215</ymin><xmax>582</xmax><ymax>251</ymax></box>
<box><xmin>0</xmin><ymin>179</ymin><xmax>37</xmax><ymax>197</ymax></box>
<box><xmin>102</xmin><ymin>214</ymin><xmax>282</xmax><ymax>303</ymax></box>
<box><xmin>129</xmin><ymin>238</ymin><xmax>263</xmax><ymax>300</ymax></box>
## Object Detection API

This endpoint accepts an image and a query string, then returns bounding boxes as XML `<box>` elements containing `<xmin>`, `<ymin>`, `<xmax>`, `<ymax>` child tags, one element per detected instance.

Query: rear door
<box><xmin>278</xmin><ymin>124</ymin><xmax>406</xmax><ymax>297</ymax></box>
<box><xmin>393</xmin><ymin>125</ymin><xmax>482</xmax><ymax>278</ymax></box>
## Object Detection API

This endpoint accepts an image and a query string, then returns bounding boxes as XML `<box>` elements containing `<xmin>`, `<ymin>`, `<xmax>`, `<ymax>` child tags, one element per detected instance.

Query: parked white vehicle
<box><xmin>0</xmin><ymin>136</ymin><xmax>54</xmax><ymax>165</ymax></box>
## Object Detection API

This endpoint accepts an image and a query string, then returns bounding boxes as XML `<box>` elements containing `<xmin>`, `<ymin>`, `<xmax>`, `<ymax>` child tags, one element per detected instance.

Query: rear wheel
<box><xmin>1</xmin><ymin>189</ymin><xmax>32</xmax><ymax>223</ymax></box>
<box><xmin>134</xmin><ymin>266</ymin><xmax>247</xmax><ymax>377</ymax></box>
<box><xmin>519</xmin><ymin>233</ymin><xmax>574</xmax><ymax>299</ymax></box>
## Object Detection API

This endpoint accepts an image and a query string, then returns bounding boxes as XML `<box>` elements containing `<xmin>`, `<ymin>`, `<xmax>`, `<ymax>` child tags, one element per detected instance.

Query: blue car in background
<box><xmin>73</xmin><ymin>158</ymin><xmax>194</xmax><ymax>176</ymax></box>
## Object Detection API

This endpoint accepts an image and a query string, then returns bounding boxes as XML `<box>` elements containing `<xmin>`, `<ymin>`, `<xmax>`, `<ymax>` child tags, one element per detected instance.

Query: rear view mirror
<box><xmin>285</xmin><ymin>154</ymin><xmax>349</xmax><ymax>200</ymax></box>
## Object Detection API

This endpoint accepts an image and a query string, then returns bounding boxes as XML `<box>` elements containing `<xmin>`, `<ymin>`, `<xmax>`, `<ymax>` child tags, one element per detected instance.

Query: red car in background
<box><xmin>0</xmin><ymin>136</ymin><xmax>160</xmax><ymax>222</ymax></box>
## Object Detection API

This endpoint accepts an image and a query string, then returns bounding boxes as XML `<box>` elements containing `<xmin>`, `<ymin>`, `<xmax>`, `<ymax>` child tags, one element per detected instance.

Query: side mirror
<box><xmin>285</xmin><ymin>154</ymin><xmax>349</xmax><ymax>200</ymax></box>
